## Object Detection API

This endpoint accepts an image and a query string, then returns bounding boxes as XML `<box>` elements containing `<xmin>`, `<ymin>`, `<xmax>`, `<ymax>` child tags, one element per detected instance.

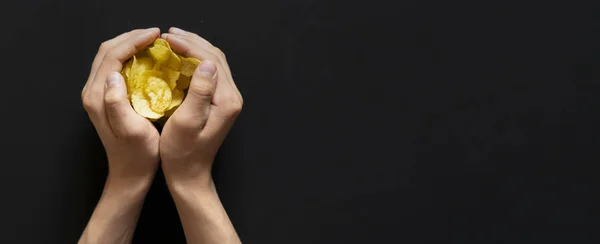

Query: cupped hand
<box><xmin>81</xmin><ymin>28</ymin><xmax>161</xmax><ymax>189</ymax></box>
<box><xmin>159</xmin><ymin>27</ymin><xmax>243</xmax><ymax>185</ymax></box>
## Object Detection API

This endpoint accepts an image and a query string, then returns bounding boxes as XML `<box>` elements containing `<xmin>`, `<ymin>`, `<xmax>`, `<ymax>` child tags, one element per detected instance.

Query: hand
<box><xmin>79</xmin><ymin>28</ymin><xmax>162</xmax><ymax>244</ymax></box>
<box><xmin>159</xmin><ymin>27</ymin><xmax>243</xmax><ymax>244</ymax></box>
<box><xmin>159</xmin><ymin>27</ymin><xmax>243</xmax><ymax>185</ymax></box>
<box><xmin>81</xmin><ymin>27</ymin><xmax>161</xmax><ymax>191</ymax></box>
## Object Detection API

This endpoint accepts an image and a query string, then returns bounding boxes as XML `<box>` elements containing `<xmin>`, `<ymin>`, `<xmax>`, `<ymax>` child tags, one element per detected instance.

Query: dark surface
<box><xmin>2</xmin><ymin>0</ymin><xmax>599</xmax><ymax>243</ymax></box>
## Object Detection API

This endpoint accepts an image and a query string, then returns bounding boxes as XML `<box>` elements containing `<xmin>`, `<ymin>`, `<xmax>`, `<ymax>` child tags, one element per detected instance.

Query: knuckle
<box><xmin>99</xmin><ymin>41</ymin><xmax>110</xmax><ymax>52</ymax></box>
<box><xmin>214</xmin><ymin>47</ymin><xmax>226</xmax><ymax>59</ymax></box>
<box><xmin>224</xmin><ymin>97</ymin><xmax>243</xmax><ymax>116</ymax></box>
<box><xmin>104</xmin><ymin>93</ymin><xmax>123</xmax><ymax>106</ymax></box>
<box><xmin>82</xmin><ymin>97</ymin><xmax>99</xmax><ymax>114</ymax></box>
<box><xmin>104</xmin><ymin>49</ymin><xmax>118</xmax><ymax>61</ymax></box>
<box><xmin>81</xmin><ymin>96</ymin><xmax>93</xmax><ymax>110</ymax></box>
<box><xmin>190</xmin><ymin>32</ymin><xmax>203</xmax><ymax>41</ymax></box>
<box><xmin>188</xmin><ymin>83</ymin><xmax>215</xmax><ymax>98</ymax></box>
<box><xmin>81</xmin><ymin>89</ymin><xmax>87</xmax><ymax>102</ymax></box>
<box><xmin>238</xmin><ymin>93</ymin><xmax>244</xmax><ymax>106</ymax></box>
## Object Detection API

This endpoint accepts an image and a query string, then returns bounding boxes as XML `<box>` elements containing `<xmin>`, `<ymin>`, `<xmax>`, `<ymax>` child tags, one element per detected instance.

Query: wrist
<box><xmin>103</xmin><ymin>173</ymin><xmax>153</xmax><ymax>201</ymax></box>
<box><xmin>165</xmin><ymin>171</ymin><xmax>214</xmax><ymax>196</ymax></box>
<box><xmin>162</xmin><ymin>158</ymin><xmax>213</xmax><ymax>188</ymax></box>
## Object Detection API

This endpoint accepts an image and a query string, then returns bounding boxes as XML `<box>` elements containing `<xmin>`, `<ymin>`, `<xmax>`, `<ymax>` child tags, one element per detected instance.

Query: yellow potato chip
<box><xmin>165</xmin><ymin>52</ymin><xmax>181</xmax><ymax>70</ymax></box>
<box><xmin>123</xmin><ymin>38</ymin><xmax>204</xmax><ymax>120</ymax></box>
<box><xmin>161</xmin><ymin>67</ymin><xmax>180</xmax><ymax>90</ymax></box>
<box><xmin>131</xmin><ymin>56</ymin><xmax>155</xmax><ymax>82</ymax></box>
<box><xmin>122</xmin><ymin>59</ymin><xmax>133</xmax><ymax>79</ymax></box>
<box><xmin>180</xmin><ymin>57</ymin><xmax>201</xmax><ymax>77</ymax></box>
<box><xmin>134</xmin><ymin>70</ymin><xmax>163</xmax><ymax>92</ymax></box>
<box><xmin>154</xmin><ymin>38</ymin><xmax>169</xmax><ymax>47</ymax></box>
<box><xmin>176</xmin><ymin>75</ymin><xmax>191</xmax><ymax>90</ymax></box>
<box><xmin>143</xmin><ymin>76</ymin><xmax>172</xmax><ymax>113</ymax></box>
<box><xmin>168</xmin><ymin>88</ymin><xmax>184</xmax><ymax>110</ymax></box>
<box><xmin>131</xmin><ymin>90</ymin><xmax>164</xmax><ymax>119</ymax></box>
<box><xmin>148</xmin><ymin>45</ymin><xmax>171</xmax><ymax>63</ymax></box>
<box><xmin>122</xmin><ymin>59</ymin><xmax>134</xmax><ymax>95</ymax></box>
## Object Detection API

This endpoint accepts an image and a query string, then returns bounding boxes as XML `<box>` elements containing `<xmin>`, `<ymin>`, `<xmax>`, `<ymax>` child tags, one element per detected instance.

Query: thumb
<box><xmin>104</xmin><ymin>72</ymin><xmax>139</xmax><ymax>137</ymax></box>
<box><xmin>174</xmin><ymin>60</ymin><xmax>217</xmax><ymax>130</ymax></box>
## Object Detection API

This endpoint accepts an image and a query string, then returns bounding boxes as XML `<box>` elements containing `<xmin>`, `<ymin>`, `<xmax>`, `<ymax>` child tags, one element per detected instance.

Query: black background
<box><xmin>2</xmin><ymin>0</ymin><xmax>599</xmax><ymax>243</ymax></box>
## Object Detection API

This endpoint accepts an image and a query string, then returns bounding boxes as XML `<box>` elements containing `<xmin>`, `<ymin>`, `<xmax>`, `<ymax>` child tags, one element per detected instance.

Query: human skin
<box><xmin>78</xmin><ymin>27</ymin><xmax>242</xmax><ymax>244</ymax></box>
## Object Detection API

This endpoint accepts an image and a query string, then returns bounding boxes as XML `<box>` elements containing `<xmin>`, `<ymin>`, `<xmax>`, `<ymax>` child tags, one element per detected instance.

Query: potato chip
<box><xmin>134</xmin><ymin>70</ymin><xmax>163</xmax><ymax>92</ymax></box>
<box><xmin>144</xmin><ymin>76</ymin><xmax>172</xmax><ymax>113</ymax></box>
<box><xmin>153</xmin><ymin>39</ymin><xmax>181</xmax><ymax>70</ymax></box>
<box><xmin>165</xmin><ymin>52</ymin><xmax>181</xmax><ymax>70</ymax></box>
<box><xmin>136</xmin><ymin>56</ymin><xmax>154</xmax><ymax>71</ymax></box>
<box><xmin>168</xmin><ymin>88</ymin><xmax>184</xmax><ymax>110</ymax></box>
<box><xmin>122</xmin><ymin>59</ymin><xmax>133</xmax><ymax>79</ymax></box>
<box><xmin>131</xmin><ymin>90</ymin><xmax>164</xmax><ymax>119</ymax></box>
<box><xmin>121</xmin><ymin>38</ymin><xmax>202</xmax><ymax>120</ymax></box>
<box><xmin>161</xmin><ymin>67</ymin><xmax>180</xmax><ymax>90</ymax></box>
<box><xmin>148</xmin><ymin>45</ymin><xmax>171</xmax><ymax>64</ymax></box>
<box><xmin>122</xmin><ymin>59</ymin><xmax>133</xmax><ymax>95</ymax></box>
<box><xmin>180</xmin><ymin>57</ymin><xmax>201</xmax><ymax>77</ymax></box>
<box><xmin>153</xmin><ymin>38</ymin><xmax>169</xmax><ymax>47</ymax></box>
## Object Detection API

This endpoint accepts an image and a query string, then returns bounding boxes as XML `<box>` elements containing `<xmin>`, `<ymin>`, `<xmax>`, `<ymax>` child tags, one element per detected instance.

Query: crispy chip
<box><xmin>122</xmin><ymin>59</ymin><xmax>133</xmax><ymax>79</ymax></box>
<box><xmin>122</xmin><ymin>59</ymin><xmax>134</xmax><ymax>95</ymax></box>
<box><xmin>131</xmin><ymin>90</ymin><xmax>164</xmax><ymax>119</ymax></box>
<box><xmin>168</xmin><ymin>89</ymin><xmax>184</xmax><ymax>110</ymax></box>
<box><xmin>154</xmin><ymin>38</ymin><xmax>169</xmax><ymax>47</ymax></box>
<box><xmin>180</xmin><ymin>57</ymin><xmax>201</xmax><ymax>77</ymax></box>
<box><xmin>144</xmin><ymin>76</ymin><xmax>172</xmax><ymax>113</ymax></box>
<box><xmin>165</xmin><ymin>52</ymin><xmax>181</xmax><ymax>70</ymax></box>
<box><xmin>134</xmin><ymin>70</ymin><xmax>163</xmax><ymax>92</ymax></box>
<box><xmin>121</xmin><ymin>38</ymin><xmax>202</xmax><ymax>120</ymax></box>
<box><xmin>148</xmin><ymin>45</ymin><xmax>171</xmax><ymax>64</ymax></box>
<box><xmin>161</xmin><ymin>67</ymin><xmax>180</xmax><ymax>90</ymax></box>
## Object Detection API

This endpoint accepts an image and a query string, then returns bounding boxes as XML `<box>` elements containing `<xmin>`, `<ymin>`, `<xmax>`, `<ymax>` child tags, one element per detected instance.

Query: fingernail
<box><xmin>197</xmin><ymin>60</ymin><xmax>216</xmax><ymax>78</ymax></box>
<box><xmin>161</xmin><ymin>33</ymin><xmax>168</xmax><ymax>39</ymax></box>
<box><xmin>170</xmin><ymin>27</ymin><xmax>184</xmax><ymax>34</ymax></box>
<box><xmin>146</xmin><ymin>27</ymin><xmax>159</xmax><ymax>32</ymax></box>
<box><xmin>106</xmin><ymin>72</ymin><xmax>121</xmax><ymax>88</ymax></box>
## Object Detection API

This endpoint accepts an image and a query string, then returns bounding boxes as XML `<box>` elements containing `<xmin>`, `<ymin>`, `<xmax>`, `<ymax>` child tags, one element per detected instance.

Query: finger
<box><xmin>165</xmin><ymin>33</ymin><xmax>242</xmax><ymax>104</ymax></box>
<box><xmin>164</xmin><ymin>31</ymin><xmax>233</xmax><ymax>81</ymax></box>
<box><xmin>83</xmin><ymin>28</ymin><xmax>157</xmax><ymax>97</ymax></box>
<box><xmin>87</xmin><ymin>28</ymin><xmax>159</xmax><ymax>106</ymax></box>
<box><xmin>171</xmin><ymin>60</ymin><xmax>218</xmax><ymax>132</ymax></box>
<box><xmin>164</xmin><ymin>34</ymin><xmax>240</xmax><ymax>106</ymax></box>
<box><xmin>104</xmin><ymin>72</ymin><xmax>145</xmax><ymax>138</ymax></box>
<box><xmin>169</xmin><ymin>27</ymin><xmax>213</xmax><ymax>46</ymax></box>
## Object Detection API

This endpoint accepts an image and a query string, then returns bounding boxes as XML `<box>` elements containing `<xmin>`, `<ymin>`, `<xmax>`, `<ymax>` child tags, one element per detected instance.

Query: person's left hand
<box><xmin>81</xmin><ymin>28</ymin><xmax>161</xmax><ymax>190</ymax></box>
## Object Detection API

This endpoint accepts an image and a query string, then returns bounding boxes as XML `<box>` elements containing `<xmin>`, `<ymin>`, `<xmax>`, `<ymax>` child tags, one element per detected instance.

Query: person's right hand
<box><xmin>159</xmin><ymin>28</ymin><xmax>243</xmax><ymax>186</ymax></box>
<box><xmin>158</xmin><ymin>27</ymin><xmax>243</xmax><ymax>244</ymax></box>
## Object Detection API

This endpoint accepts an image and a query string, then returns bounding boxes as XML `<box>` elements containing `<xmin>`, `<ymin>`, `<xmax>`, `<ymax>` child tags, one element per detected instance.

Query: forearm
<box><xmin>79</xmin><ymin>176</ymin><xmax>151</xmax><ymax>244</ymax></box>
<box><xmin>167</xmin><ymin>173</ymin><xmax>240</xmax><ymax>244</ymax></box>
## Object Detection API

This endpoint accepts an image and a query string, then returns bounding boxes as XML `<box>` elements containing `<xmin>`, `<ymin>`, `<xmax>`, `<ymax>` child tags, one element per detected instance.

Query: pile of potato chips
<box><xmin>121</xmin><ymin>39</ymin><xmax>201</xmax><ymax>120</ymax></box>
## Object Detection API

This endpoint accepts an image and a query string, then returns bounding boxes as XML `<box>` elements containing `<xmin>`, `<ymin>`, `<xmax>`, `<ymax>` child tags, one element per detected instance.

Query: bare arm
<box><xmin>78</xmin><ymin>178</ymin><xmax>151</xmax><ymax>244</ymax></box>
<box><xmin>168</xmin><ymin>177</ymin><xmax>239</xmax><ymax>243</ymax></box>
